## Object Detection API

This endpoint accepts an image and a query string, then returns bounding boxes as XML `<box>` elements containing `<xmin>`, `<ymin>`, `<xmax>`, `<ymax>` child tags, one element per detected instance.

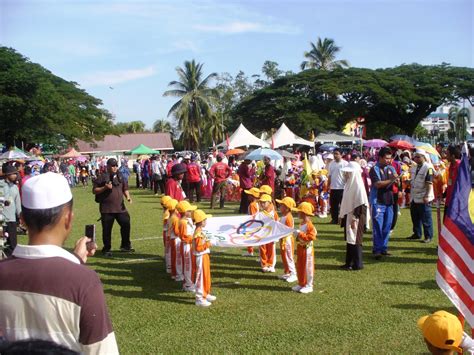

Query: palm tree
<box><xmin>152</xmin><ymin>119</ymin><xmax>172</xmax><ymax>133</ymax></box>
<box><xmin>206</xmin><ymin>112</ymin><xmax>225</xmax><ymax>145</ymax></box>
<box><xmin>163</xmin><ymin>60</ymin><xmax>217</xmax><ymax>150</ymax></box>
<box><xmin>300</xmin><ymin>37</ymin><xmax>349</xmax><ymax>70</ymax></box>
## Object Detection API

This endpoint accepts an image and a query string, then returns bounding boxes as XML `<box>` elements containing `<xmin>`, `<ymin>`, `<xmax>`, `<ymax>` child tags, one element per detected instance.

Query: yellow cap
<box><xmin>165</xmin><ymin>198</ymin><xmax>178</xmax><ymax>211</ymax></box>
<box><xmin>244</xmin><ymin>187</ymin><xmax>261</xmax><ymax>198</ymax></box>
<box><xmin>259</xmin><ymin>194</ymin><xmax>273</xmax><ymax>203</ymax></box>
<box><xmin>193</xmin><ymin>209</ymin><xmax>212</xmax><ymax>224</ymax></box>
<box><xmin>417</xmin><ymin>311</ymin><xmax>463</xmax><ymax>352</ymax></box>
<box><xmin>275</xmin><ymin>197</ymin><xmax>296</xmax><ymax>209</ymax></box>
<box><xmin>259</xmin><ymin>185</ymin><xmax>273</xmax><ymax>195</ymax></box>
<box><xmin>161</xmin><ymin>195</ymin><xmax>172</xmax><ymax>205</ymax></box>
<box><xmin>176</xmin><ymin>200</ymin><xmax>197</xmax><ymax>213</ymax></box>
<box><xmin>292</xmin><ymin>202</ymin><xmax>314</xmax><ymax>216</ymax></box>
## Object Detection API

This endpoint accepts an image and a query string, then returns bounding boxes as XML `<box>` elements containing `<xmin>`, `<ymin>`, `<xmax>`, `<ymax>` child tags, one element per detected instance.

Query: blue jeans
<box><xmin>410</xmin><ymin>202</ymin><xmax>433</xmax><ymax>240</ymax></box>
<box><xmin>372</xmin><ymin>204</ymin><xmax>393</xmax><ymax>254</ymax></box>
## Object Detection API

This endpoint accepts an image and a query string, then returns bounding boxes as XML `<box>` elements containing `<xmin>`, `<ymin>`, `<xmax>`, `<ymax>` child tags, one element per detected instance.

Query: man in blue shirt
<box><xmin>369</xmin><ymin>147</ymin><xmax>399</xmax><ymax>259</ymax></box>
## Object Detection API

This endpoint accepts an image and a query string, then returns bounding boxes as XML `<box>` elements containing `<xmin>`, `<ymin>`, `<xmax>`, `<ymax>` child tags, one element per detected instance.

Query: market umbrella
<box><xmin>244</xmin><ymin>148</ymin><xmax>282</xmax><ymax>161</ymax></box>
<box><xmin>225</xmin><ymin>148</ymin><xmax>245</xmax><ymax>156</ymax></box>
<box><xmin>61</xmin><ymin>148</ymin><xmax>84</xmax><ymax>158</ymax></box>
<box><xmin>318</xmin><ymin>144</ymin><xmax>339</xmax><ymax>152</ymax></box>
<box><xmin>275</xmin><ymin>149</ymin><xmax>297</xmax><ymax>159</ymax></box>
<box><xmin>363</xmin><ymin>139</ymin><xmax>388</xmax><ymax>148</ymax></box>
<box><xmin>414</xmin><ymin>142</ymin><xmax>440</xmax><ymax>156</ymax></box>
<box><xmin>387</xmin><ymin>140</ymin><xmax>414</xmax><ymax>150</ymax></box>
<box><xmin>129</xmin><ymin>144</ymin><xmax>159</xmax><ymax>155</ymax></box>
<box><xmin>390</xmin><ymin>135</ymin><xmax>417</xmax><ymax>144</ymax></box>
<box><xmin>0</xmin><ymin>150</ymin><xmax>29</xmax><ymax>160</ymax></box>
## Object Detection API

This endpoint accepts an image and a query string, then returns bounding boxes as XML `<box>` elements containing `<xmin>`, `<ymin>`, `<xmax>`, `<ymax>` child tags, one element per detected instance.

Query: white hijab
<box><xmin>339</xmin><ymin>162</ymin><xmax>370</xmax><ymax>220</ymax></box>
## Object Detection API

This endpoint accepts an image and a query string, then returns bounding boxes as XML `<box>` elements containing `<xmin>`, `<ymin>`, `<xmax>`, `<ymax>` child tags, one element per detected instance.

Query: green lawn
<box><xmin>22</xmin><ymin>184</ymin><xmax>456</xmax><ymax>353</ymax></box>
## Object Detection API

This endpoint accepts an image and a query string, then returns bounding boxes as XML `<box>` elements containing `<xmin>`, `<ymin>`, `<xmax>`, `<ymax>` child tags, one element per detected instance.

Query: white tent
<box><xmin>315</xmin><ymin>131</ymin><xmax>364</xmax><ymax>144</ymax></box>
<box><xmin>217</xmin><ymin>123</ymin><xmax>269</xmax><ymax>149</ymax></box>
<box><xmin>269</xmin><ymin>123</ymin><xmax>314</xmax><ymax>148</ymax></box>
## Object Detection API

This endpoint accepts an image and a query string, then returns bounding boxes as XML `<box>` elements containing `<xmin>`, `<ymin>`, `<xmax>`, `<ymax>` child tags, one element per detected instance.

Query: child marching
<box><xmin>275</xmin><ymin>197</ymin><xmax>298</xmax><ymax>283</ymax></box>
<box><xmin>177</xmin><ymin>201</ymin><xmax>197</xmax><ymax>292</ymax></box>
<box><xmin>242</xmin><ymin>187</ymin><xmax>261</xmax><ymax>257</ymax></box>
<box><xmin>166</xmin><ymin>198</ymin><xmax>183</xmax><ymax>281</ymax></box>
<box><xmin>258</xmin><ymin>192</ymin><xmax>278</xmax><ymax>273</ymax></box>
<box><xmin>161</xmin><ymin>195</ymin><xmax>172</xmax><ymax>274</ymax></box>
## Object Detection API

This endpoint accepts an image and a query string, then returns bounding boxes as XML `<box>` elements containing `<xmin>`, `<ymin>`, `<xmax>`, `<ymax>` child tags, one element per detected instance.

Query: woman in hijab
<box><xmin>339</xmin><ymin>162</ymin><xmax>369</xmax><ymax>271</ymax></box>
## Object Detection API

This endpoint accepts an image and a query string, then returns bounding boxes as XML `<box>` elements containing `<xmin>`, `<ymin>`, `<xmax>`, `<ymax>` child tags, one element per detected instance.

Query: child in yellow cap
<box><xmin>275</xmin><ymin>197</ymin><xmax>297</xmax><ymax>283</ymax></box>
<box><xmin>418</xmin><ymin>310</ymin><xmax>474</xmax><ymax>354</ymax></box>
<box><xmin>165</xmin><ymin>199</ymin><xmax>181</xmax><ymax>281</ymax></box>
<box><xmin>161</xmin><ymin>195</ymin><xmax>172</xmax><ymax>274</ymax></box>
<box><xmin>177</xmin><ymin>201</ymin><xmax>197</xmax><ymax>292</ymax></box>
<box><xmin>291</xmin><ymin>202</ymin><xmax>317</xmax><ymax>294</ymax></box>
<box><xmin>193</xmin><ymin>209</ymin><xmax>215</xmax><ymax>307</ymax></box>
<box><xmin>242</xmin><ymin>187</ymin><xmax>261</xmax><ymax>257</ymax></box>
<box><xmin>258</xmin><ymin>194</ymin><xmax>278</xmax><ymax>273</ymax></box>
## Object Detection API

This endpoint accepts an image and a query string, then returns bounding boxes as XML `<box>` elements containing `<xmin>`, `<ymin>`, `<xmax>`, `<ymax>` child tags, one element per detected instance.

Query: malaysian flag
<box><xmin>436</xmin><ymin>147</ymin><xmax>474</xmax><ymax>326</ymax></box>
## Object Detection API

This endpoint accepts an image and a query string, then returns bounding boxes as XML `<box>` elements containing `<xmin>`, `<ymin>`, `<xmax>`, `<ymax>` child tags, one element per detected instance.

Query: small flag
<box><xmin>436</xmin><ymin>147</ymin><xmax>474</xmax><ymax>326</ymax></box>
<box><xmin>300</xmin><ymin>153</ymin><xmax>313</xmax><ymax>185</ymax></box>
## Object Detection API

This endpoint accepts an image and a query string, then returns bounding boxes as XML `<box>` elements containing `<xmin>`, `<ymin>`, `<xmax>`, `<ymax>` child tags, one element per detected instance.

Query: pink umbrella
<box><xmin>363</xmin><ymin>139</ymin><xmax>388</xmax><ymax>148</ymax></box>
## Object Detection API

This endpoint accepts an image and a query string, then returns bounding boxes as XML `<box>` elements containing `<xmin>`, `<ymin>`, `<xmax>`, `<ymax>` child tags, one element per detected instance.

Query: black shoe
<box><xmin>381</xmin><ymin>251</ymin><xmax>392</xmax><ymax>256</ymax></box>
<box><xmin>102</xmin><ymin>250</ymin><xmax>113</xmax><ymax>257</ymax></box>
<box><xmin>339</xmin><ymin>264</ymin><xmax>350</xmax><ymax>269</ymax></box>
<box><xmin>406</xmin><ymin>234</ymin><xmax>421</xmax><ymax>240</ymax></box>
<box><xmin>119</xmin><ymin>247</ymin><xmax>135</xmax><ymax>253</ymax></box>
<box><xmin>341</xmin><ymin>266</ymin><xmax>353</xmax><ymax>271</ymax></box>
<box><xmin>374</xmin><ymin>253</ymin><xmax>382</xmax><ymax>260</ymax></box>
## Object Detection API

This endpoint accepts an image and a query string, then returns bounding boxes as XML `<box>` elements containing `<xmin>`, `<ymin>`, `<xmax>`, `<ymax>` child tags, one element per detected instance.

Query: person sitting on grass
<box><xmin>258</xmin><ymin>194</ymin><xmax>278</xmax><ymax>273</ymax></box>
<box><xmin>275</xmin><ymin>196</ymin><xmax>298</xmax><ymax>283</ymax></box>
<box><xmin>291</xmin><ymin>202</ymin><xmax>317</xmax><ymax>294</ymax></box>
<box><xmin>177</xmin><ymin>200</ymin><xmax>197</xmax><ymax>292</ymax></box>
<box><xmin>418</xmin><ymin>310</ymin><xmax>474</xmax><ymax>354</ymax></box>
<box><xmin>241</xmin><ymin>187</ymin><xmax>261</xmax><ymax>257</ymax></box>
<box><xmin>193</xmin><ymin>209</ymin><xmax>216</xmax><ymax>307</ymax></box>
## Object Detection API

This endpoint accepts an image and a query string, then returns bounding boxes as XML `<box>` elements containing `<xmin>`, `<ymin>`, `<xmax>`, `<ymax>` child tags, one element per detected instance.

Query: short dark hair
<box><xmin>378</xmin><ymin>147</ymin><xmax>392</xmax><ymax>158</ymax></box>
<box><xmin>216</xmin><ymin>155</ymin><xmax>223</xmax><ymax>162</ymax></box>
<box><xmin>447</xmin><ymin>145</ymin><xmax>461</xmax><ymax>159</ymax></box>
<box><xmin>333</xmin><ymin>148</ymin><xmax>341</xmax><ymax>154</ymax></box>
<box><xmin>350</xmin><ymin>153</ymin><xmax>361</xmax><ymax>161</ymax></box>
<box><xmin>22</xmin><ymin>200</ymin><xmax>73</xmax><ymax>234</ymax></box>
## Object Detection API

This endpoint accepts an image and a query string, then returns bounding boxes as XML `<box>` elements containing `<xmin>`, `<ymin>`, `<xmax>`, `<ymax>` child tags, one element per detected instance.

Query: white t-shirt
<box><xmin>328</xmin><ymin>160</ymin><xmax>348</xmax><ymax>190</ymax></box>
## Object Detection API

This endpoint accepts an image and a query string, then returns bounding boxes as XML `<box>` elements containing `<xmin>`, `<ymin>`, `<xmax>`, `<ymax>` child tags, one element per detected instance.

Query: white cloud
<box><xmin>80</xmin><ymin>65</ymin><xmax>157</xmax><ymax>87</ymax></box>
<box><xmin>172</xmin><ymin>40</ymin><xmax>199</xmax><ymax>53</ymax></box>
<box><xmin>194</xmin><ymin>21</ymin><xmax>300</xmax><ymax>35</ymax></box>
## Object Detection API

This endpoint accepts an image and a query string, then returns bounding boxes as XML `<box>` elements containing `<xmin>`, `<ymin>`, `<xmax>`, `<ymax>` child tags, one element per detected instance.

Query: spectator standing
<box><xmin>328</xmin><ymin>149</ymin><xmax>348</xmax><ymax>224</ymax></box>
<box><xmin>1</xmin><ymin>165</ymin><xmax>21</xmax><ymax>254</ymax></box>
<box><xmin>0</xmin><ymin>172</ymin><xmax>119</xmax><ymax>354</ymax></box>
<box><xmin>237</xmin><ymin>159</ymin><xmax>255</xmax><ymax>214</ymax></box>
<box><xmin>93</xmin><ymin>158</ymin><xmax>133</xmax><ymax>257</ymax></box>
<box><xmin>259</xmin><ymin>156</ymin><xmax>276</xmax><ymax>194</ymax></box>
<box><xmin>209</xmin><ymin>153</ymin><xmax>232</xmax><ymax>209</ymax></box>
<box><xmin>165</xmin><ymin>163</ymin><xmax>186</xmax><ymax>201</ymax></box>
<box><xmin>445</xmin><ymin>145</ymin><xmax>461</xmax><ymax>214</ymax></box>
<box><xmin>151</xmin><ymin>156</ymin><xmax>164</xmax><ymax>195</ymax></box>
<box><xmin>186</xmin><ymin>155</ymin><xmax>202</xmax><ymax>203</ymax></box>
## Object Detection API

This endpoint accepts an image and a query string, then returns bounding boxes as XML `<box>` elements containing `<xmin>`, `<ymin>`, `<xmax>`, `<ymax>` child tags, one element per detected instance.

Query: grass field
<box><xmin>20</xmin><ymin>183</ymin><xmax>457</xmax><ymax>353</ymax></box>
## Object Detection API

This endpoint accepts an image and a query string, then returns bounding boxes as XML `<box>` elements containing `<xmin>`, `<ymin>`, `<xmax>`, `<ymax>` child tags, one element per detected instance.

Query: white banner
<box><xmin>203</xmin><ymin>212</ymin><xmax>294</xmax><ymax>248</ymax></box>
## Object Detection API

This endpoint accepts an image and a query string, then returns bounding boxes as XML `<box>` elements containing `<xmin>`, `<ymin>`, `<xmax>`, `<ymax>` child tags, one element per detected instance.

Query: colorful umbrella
<box><xmin>363</xmin><ymin>139</ymin><xmax>388</xmax><ymax>148</ymax></box>
<box><xmin>390</xmin><ymin>135</ymin><xmax>417</xmax><ymax>144</ymax></box>
<box><xmin>225</xmin><ymin>148</ymin><xmax>245</xmax><ymax>156</ymax></box>
<box><xmin>0</xmin><ymin>150</ymin><xmax>29</xmax><ymax>160</ymax></box>
<box><xmin>387</xmin><ymin>140</ymin><xmax>414</xmax><ymax>150</ymax></box>
<box><xmin>244</xmin><ymin>148</ymin><xmax>282</xmax><ymax>161</ymax></box>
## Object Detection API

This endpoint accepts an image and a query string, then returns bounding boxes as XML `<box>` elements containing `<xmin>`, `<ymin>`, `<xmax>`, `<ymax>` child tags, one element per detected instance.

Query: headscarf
<box><xmin>339</xmin><ymin>162</ymin><xmax>369</xmax><ymax>220</ymax></box>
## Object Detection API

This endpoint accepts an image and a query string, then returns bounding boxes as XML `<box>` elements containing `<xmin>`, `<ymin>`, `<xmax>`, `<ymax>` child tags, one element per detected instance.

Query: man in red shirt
<box><xmin>209</xmin><ymin>153</ymin><xmax>231</xmax><ymax>209</ymax></box>
<box><xmin>237</xmin><ymin>159</ymin><xmax>255</xmax><ymax>213</ymax></box>
<box><xmin>165</xmin><ymin>163</ymin><xmax>186</xmax><ymax>201</ymax></box>
<box><xmin>186</xmin><ymin>155</ymin><xmax>202</xmax><ymax>203</ymax></box>
<box><xmin>445</xmin><ymin>145</ymin><xmax>461</xmax><ymax>214</ymax></box>
<box><xmin>259</xmin><ymin>156</ymin><xmax>275</xmax><ymax>196</ymax></box>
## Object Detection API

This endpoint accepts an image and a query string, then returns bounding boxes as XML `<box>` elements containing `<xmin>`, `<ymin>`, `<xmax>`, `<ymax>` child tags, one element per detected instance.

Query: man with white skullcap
<box><xmin>0</xmin><ymin>172</ymin><xmax>119</xmax><ymax>354</ymax></box>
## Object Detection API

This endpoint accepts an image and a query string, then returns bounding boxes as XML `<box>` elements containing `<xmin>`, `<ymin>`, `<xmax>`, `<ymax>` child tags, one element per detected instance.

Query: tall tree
<box><xmin>152</xmin><ymin>119</ymin><xmax>172</xmax><ymax>133</ymax></box>
<box><xmin>163</xmin><ymin>60</ymin><xmax>217</xmax><ymax>150</ymax></box>
<box><xmin>300</xmin><ymin>37</ymin><xmax>349</xmax><ymax>71</ymax></box>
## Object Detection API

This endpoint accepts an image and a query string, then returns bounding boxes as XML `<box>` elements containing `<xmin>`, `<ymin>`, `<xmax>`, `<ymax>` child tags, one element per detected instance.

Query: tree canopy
<box><xmin>231</xmin><ymin>64</ymin><xmax>474</xmax><ymax>138</ymax></box>
<box><xmin>0</xmin><ymin>47</ymin><xmax>113</xmax><ymax>149</ymax></box>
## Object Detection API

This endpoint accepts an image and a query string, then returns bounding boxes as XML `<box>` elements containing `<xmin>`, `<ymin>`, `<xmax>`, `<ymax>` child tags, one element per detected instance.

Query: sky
<box><xmin>1</xmin><ymin>0</ymin><xmax>473</xmax><ymax>129</ymax></box>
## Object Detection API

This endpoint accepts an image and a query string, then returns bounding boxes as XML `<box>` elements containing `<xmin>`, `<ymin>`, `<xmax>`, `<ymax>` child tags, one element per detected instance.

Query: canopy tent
<box><xmin>217</xmin><ymin>124</ymin><xmax>269</xmax><ymax>149</ymax></box>
<box><xmin>129</xmin><ymin>144</ymin><xmax>160</xmax><ymax>155</ymax></box>
<box><xmin>60</xmin><ymin>148</ymin><xmax>84</xmax><ymax>158</ymax></box>
<box><xmin>269</xmin><ymin>123</ymin><xmax>314</xmax><ymax>148</ymax></box>
<box><xmin>315</xmin><ymin>131</ymin><xmax>364</xmax><ymax>144</ymax></box>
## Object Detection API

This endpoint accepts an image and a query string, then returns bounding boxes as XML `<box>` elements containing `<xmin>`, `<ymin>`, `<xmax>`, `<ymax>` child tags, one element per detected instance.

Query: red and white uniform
<box><xmin>193</xmin><ymin>228</ymin><xmax>212</xmax><ymax>301</ymax></box>
<box><xmin>165</xmin><ymin>178</ymin><xmax>185</xmax><ymax>201</ymax></box>
<box><xmin>179</xmin><ymin>217</ymin><xmax>195</xmax><ymax>289</ymax></box>
<box><xmin>295</xmin><ymin>220</ymin><xmax>317</xmax><ymax>288</ymax></box>
<box><xmin>259</xmin><ymin>208</ymin><xmax>278</xmax><ymax>269</ymax></box>
<box><xmin>279</xmin><ymin>213</ymin><xmax>296</xmax><ymax>277</ymax></box>
<box><xmin>168</xmin><ymin>213</ymin><xmax>183</xmax><ymax>281</ymax></box>
<box><xmin>163</xmin><ymin>209</ymin><xmax>171</xmax><ymax>273</ymax></box>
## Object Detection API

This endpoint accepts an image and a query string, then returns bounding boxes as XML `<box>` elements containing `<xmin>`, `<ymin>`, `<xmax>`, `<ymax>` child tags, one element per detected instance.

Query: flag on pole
<box><xmin>436</xmin><ymin>147</ymin><xmax>474</xmax><ymax>326</ymax></box>
<box><xmin>300</xmin><ymin>153</ymin><xmax>313</xmax><ymax>185</ymax></box>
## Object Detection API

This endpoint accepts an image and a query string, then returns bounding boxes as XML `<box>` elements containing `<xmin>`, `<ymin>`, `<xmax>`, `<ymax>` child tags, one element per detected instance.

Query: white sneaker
<box><xmin>267</xmin><ymin>267</ymin><xmax>276</xmax><ymax>273</ymax></box>
<box><xmin>242</xmin><ymin>252</ymin><xmax>254</xmax><ymax>257</ymax></box>
<box><xmin>292</xmin><ymin>285</ymin><xmax>302</xmax><ymax>292</ymax></box>
<box><xmin>319</xmin><ymin>213</ymin><xmax>327</xmax><ymax>218</ymax></box>
<box><xmin>196</xmin><ymin>299</ymin><xmax>212</xmax><ymax>307</ymax></box>
<box><xmin>183</xmin><ymin>285</ymin><xmax>195</xmax><ymax>292</ymax></box>
<box><xmin>278</xmin><ymin>273</ymin><xmax>290</xmax><ymax>280</ymax></box>
<box><xmin>299</xmin><ymin>286</ymin><xmax>313</xmax><ymax>294</ymax></box>
<box><xmin>398</xmin><ymin>211</ymin><xmax>401</xmax><ymax>216</ymax></box>
<box><xmin>206</xmin><ymin>294</ymin><xmax>217</xmax><ymax>302</ymax></box>
<box><xmin>175</xmin><ymin>277</ymin><xmax>184</xmax><ymax>282</ymax></box>
<box><xmin>286</xmin><ymin>274</ymin><xmax>298</xmax><ymax>283</ymax></box>
<box><xmin>262</xmin><ymin>267</ymin><xmax>269</xmax><ymax>273</ymax></box>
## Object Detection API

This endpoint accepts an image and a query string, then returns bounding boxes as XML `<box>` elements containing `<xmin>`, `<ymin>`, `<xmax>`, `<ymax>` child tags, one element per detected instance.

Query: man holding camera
<box><xmin>0</xmin><ymin>172</ymin><xmax>119</xmax><ymax>354</ymax></box>
<box><xmin>93</xmin><ymin>158</ymin><xmax>133</xmax><ymax>257</ymax></box>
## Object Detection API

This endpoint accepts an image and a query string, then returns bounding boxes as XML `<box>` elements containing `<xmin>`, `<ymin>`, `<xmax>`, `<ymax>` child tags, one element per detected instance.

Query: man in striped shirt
<box><xmin>0</xmin><ymin>173</ymin><xmax>119</xmax><ymax>354</ymax></box>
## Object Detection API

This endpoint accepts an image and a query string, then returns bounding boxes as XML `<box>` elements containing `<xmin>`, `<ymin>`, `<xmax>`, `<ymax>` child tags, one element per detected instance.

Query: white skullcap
<box><xmin>22</xmin><ymin>172</ymin><xmax>73</xmax><ymax>209</ymax></box>
<box><xmin>415</xmin><ymin>149</ymin><xmax>429</xmax><ymax>160</ymax></box>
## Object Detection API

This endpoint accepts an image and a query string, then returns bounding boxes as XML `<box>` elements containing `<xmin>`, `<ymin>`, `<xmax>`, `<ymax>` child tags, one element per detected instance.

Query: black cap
<box><xmin>171</xmin><ymin>163</ymin><xmax>187</xmax><ymax>176</ymax></box>
<box><xmin>107</xmin><ymin>158</ymin><xmax>118</xmax><ymax>167</ymax></box>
